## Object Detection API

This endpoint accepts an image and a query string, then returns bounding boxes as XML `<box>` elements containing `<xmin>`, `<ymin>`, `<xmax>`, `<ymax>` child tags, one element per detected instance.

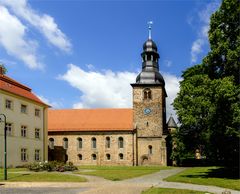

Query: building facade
<box><xmin>0</xmin><ymin>69</ymin><xmax>49</xmax><ymax>167</ymax></box>
<box><xmin>48</xmin><ymin>36</ymin><xmax>175</xmax><ymax>166</ymax></box>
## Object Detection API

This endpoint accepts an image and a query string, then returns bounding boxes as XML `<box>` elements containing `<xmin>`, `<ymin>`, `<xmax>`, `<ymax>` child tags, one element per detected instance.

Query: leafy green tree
<box><xmin>0</xmin><ymin>63</ymin><xmax>7</xmax><ymax>74</ymax></box>
<box><xmin>173</xmin><ymin>0</ymin><xmax>240</xmax><ymax>167</ymax></box>
<box><xmin>204</xmin><ymin>0</ymin><xmax>240</xmax><ymax>84</ymax></box>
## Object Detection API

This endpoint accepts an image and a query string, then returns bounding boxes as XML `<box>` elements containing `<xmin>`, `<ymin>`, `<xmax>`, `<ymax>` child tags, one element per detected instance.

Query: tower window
<box><xmin>143</xmin><ymin>88</ymin><xmax>152</xmax><ymax>100</ymax></box>
<box><xmin>118</xmin><ymin>137</ymin><xmax>124</xmax><ymax>148</ymax></box>
<box><xmin>148</xmin><ymin>145</ymin><xmax>153</xmax><ymax>154</ymax></box>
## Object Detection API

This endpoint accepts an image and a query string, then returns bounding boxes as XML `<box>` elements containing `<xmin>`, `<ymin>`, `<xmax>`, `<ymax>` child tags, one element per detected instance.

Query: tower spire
<box><xmin>148</xmin><ymin>21</ymin><xmax>153</xmax><ymax>39</ymax></box>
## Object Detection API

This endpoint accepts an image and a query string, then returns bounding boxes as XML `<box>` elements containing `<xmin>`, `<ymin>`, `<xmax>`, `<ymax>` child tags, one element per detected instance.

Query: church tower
<box><xmin>131</xmin><ymin>23</ymin><xmax>167</xmax><ymax>165</ymax></box>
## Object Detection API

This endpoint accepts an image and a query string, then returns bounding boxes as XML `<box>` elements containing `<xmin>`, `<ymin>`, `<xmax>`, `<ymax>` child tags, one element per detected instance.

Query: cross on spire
<box><xmin>148</xmin><ymin>21</ymin><xmax>153</xmax><ymax>39</ymax></box>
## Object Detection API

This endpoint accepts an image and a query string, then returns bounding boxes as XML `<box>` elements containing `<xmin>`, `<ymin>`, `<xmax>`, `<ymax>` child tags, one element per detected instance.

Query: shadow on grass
<box><xmin>182</xmin><ymin>167</ymin><xmax>239</xmax><ymax>180</ymax></box>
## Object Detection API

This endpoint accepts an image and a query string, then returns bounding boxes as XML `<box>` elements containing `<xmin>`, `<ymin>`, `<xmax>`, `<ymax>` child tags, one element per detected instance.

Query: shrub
<box><xmin>27</xmin><ymin>161</ymin><xmax>78</xmax><ymax>172</ymax></box>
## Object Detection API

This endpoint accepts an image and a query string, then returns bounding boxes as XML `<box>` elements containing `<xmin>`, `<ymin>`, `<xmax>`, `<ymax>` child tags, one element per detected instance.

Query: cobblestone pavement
<box><xmin>0</xmin><ymin>168</ymin><xmax>239</xmax><ymax>194</ymax></box>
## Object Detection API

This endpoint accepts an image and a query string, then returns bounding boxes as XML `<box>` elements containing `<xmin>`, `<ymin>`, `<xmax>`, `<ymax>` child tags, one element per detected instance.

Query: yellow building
<box><xmin>0</xmin><ymin>68</ymin><xmax>49</xmax><ymax>167</ymax></box>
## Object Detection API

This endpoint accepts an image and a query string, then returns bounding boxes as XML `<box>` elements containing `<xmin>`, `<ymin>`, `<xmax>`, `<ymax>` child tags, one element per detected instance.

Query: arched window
<box><xmin>49</xmin><ymin>138</ymin><xmax>54</xmax><ymax>149</ymax></box>
<box><xmin>148</xmin><ymin>145</ymin><xmax>153</xmax><ymax>155</ymax></box>
<box><xmin>92</xmin><ymin>137</ymin><xmax>97</xmax><ymax>149</ymax></box>
<box><xmin>106</xmin><ymin>137</ymin><xmax>110</xmax><ymax>148</ymax></box>
<box><xmin>63</xmin><ymin>137</ymin><xmax>68</xmax><ymax>149</ymax></box>
<box><xmin>92</xmin><ymin>154</ymin><xmax>97</xmax><ymax>160</ymax></box>
<box><xmin>143</xmin><ymin>88</ymin><xmax>152</xmax><ymax>100</ymax></box>
<box><xmin>119</xmin><ymin>153</ymin><xmax>124</xmax><ymax>160</ymax></box>
<box><xmin>118</xmin><ymin>137</ymin><xmax>124</xmax><ymax>148</ymax></box>
<box><xmin>106</xmin><ymin>154</ymin><xmax>111</xmax><ymax>160</ymax></box>
<box><xmin>78</xmin><ymin>154</ymin><xmax>82</xmax><ymax>160</ymax></box>
<box><xmin>77</xmin><ymin>137</ymin><xmax>83</xmax><ymax>149</ymax></box>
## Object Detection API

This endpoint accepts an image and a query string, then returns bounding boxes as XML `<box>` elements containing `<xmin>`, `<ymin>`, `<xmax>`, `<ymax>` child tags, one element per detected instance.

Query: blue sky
<box><xmin>0</xmin><ymin>0</ymin><xmax>220</xmax><ymax>120</ymax></box>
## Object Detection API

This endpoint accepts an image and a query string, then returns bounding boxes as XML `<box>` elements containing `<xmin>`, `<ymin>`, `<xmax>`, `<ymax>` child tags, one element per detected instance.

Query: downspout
<box><xmin>43</xmin><ymin>107</ymin><xmax>45</xmax><ymax>162</ymax></box>
<box><xmin>136</xmin><ymin>128</ymin><xmax>138</xmax><ymax>166</ymax></box>
<box><xmin>43</xmin><ymin>106</ymin><xmax>48</xmax><ymax>162</ymax></box>
<box><xmin>132</xmin><ymin>130</ymin><xmax>134</xmax><ymax>166</ymax></box>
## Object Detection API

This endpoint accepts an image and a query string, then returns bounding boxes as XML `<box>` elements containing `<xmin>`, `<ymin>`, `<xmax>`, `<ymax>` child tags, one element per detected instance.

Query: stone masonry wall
<box><xmin>48</xmin><ymin>131</ymin><xmax>134</xmax><ymax>166</ymax></box>
<box><xmin>133</xmin><ymin>86</ymin><xmax>164</xmax><ymax>137</ymax></box>
<box><xmin>133</xmin><ymin>85</ymin><xmax>167</xmax><ymax>165</ymax></box>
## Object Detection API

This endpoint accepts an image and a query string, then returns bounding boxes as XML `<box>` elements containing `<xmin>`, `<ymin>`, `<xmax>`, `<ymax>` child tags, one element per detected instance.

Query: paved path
<box><xmin>0</xmin><ymin>168</ymin><xmax>239</xmax><ymax>194</ymax></box>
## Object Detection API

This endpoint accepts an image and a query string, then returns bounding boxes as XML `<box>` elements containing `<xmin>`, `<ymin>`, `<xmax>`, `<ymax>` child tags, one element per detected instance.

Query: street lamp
<box><xmin>0</xmin><ymin>114</ymin><xmax>7</xmax><ymax>180</ymax></box>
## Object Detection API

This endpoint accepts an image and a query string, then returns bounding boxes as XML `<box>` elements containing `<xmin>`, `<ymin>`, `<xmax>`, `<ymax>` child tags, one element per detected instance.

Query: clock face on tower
<box><xmin>144</xmin><ymin>108</ymin><xmax>152</xmax><ymax>115</ymax></box>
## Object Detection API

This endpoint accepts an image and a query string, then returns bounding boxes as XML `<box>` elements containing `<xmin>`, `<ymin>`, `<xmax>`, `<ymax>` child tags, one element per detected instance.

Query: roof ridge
<box><xmin>0</xmin><ymin>74</ymin><xmax>31</xmax><ymax>91</ymax></box>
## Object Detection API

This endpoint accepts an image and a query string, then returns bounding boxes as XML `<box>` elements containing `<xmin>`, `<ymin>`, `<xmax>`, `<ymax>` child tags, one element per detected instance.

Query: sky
<box><xmin>0</xmin><ymin>0</ymin><xmax>221</xmax><ymax>121</ymax></box>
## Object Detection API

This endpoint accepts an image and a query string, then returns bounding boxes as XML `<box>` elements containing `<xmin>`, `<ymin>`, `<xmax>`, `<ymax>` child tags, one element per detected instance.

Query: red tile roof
<box><xmin>48</xmin><ymin>109</ymin><xmax>133</xmax><ymax>132</ymax></box>
<box><xmin>0</xmin><ymin>74</ymin><xmax>48</xmax><ymax>106</ymax></box>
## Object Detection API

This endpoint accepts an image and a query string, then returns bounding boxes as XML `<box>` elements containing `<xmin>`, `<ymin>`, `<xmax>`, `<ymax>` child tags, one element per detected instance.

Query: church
<box><xmin>48</xmin><ymin>29</ymin><xmax>177</xmax><ymax>166</ymax></box>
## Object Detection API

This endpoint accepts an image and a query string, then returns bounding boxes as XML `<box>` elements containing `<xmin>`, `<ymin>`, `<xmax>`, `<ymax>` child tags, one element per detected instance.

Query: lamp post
<box><xmin>0</xmin><ymin>114</ymin><xmax>7</xmax><ymax>180</ymax></box>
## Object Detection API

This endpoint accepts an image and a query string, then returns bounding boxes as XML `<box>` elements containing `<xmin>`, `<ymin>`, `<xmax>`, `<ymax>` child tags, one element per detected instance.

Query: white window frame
<box><xmin>21</xmin><ymin>104</ymin><xmax>27</xmax><ymax>114</ymax></box>
<box><xmin>35</xmin><ymin>149</ymin><xmax>40</xmax><ymax>161</ymax></box>
<box><xmin>35</xmin><ymin>128</ymin><xmax>40</xmax><ymax>139</ymax></box>
<box><xmin>6</xmin><ymin>123</ymin><xmax>13</xmax><ymax>136</ymax></box>
<box><xmin>5</xmin><ymin>99</ymin><xmax>13</xmax><ymax>110</ymax></box>
<box><xmin>21</xmin><ymin>148</ymin><xmax>28</xmax><ymax>161</ymax></box>
<box><xmin>35</xmin><ymin>108</ymin><xmax>40</xmax><ymax>117</ymax></box>
<box><xmin>21</xmin><ymin>125</ymin><xmax>27</xmax><ymax>137</ymax></box>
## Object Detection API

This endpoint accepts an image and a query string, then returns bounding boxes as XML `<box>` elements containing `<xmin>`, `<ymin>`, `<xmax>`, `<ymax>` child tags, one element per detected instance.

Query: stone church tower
<box><xmin>131</xmin><ymin>26</ymin><xmax>167</xmax><ymax>165</ymax></box>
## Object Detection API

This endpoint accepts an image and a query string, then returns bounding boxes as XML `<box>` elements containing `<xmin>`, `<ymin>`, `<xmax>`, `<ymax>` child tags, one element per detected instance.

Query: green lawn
<box><xmin>0</xmin><ymin>168</ymin><xmax>27</xmax><ymax>173</ymax></box>
<box><xmin>165</xmin><ymin>167</ymin><xmax>240</xmax><ymax>191</ymax></box>
<box><xmin>76</xmin><ymin>165</ymin><xmax>172</xmax><ymax>181</ymax></box>
<box><xmin>142</xmin><ymin>187</ymin><xmax>212</xmax><ymax>194</ymax></box>
<box><xmin>0</xmin><ymin>169</ymin><xmax>87</xmax><ymax>182</ymax></box>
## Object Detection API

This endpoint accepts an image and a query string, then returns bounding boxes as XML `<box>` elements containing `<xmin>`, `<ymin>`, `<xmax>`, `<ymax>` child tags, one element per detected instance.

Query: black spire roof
<box><xmin>134</xmin><ymin>38</ymin><xmax>165</xmax><ymax>85</ymax></box>
<box><xmin>167</xmin><ymin>116</ymin><xmax>177</xmax><ymax>128</ymax></box>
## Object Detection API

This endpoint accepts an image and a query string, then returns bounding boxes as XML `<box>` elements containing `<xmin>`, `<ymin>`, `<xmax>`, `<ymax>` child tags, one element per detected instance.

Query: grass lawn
<box><xmin>165</xmin><ymin>167</ymin><xmax>240</xmax><ymax>191</ymax></box>
<box><xmin>0</xmin><ymin>169</ymin><xmax>87</xmax><ymax>182</ymax></box>
<box><xmin>0</xmin><ymin>168</ymin><xmax>27</xmax><ymax>173</ymax></box>
<box><xmin>76</xmin><ymin>165</ymin><xmax>172</xmax><ymax>181</ymax></box>
<box><xmin>142</xmin><ymin>187</ymin><xmax>212</xmax><ymax>194</ymax></box>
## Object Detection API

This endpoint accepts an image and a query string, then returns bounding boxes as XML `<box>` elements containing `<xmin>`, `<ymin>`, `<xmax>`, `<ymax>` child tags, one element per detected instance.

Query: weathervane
<box><xmin>148</xmin><ymin>21</ymin><xmax>153</xmax><ymax>39</ymax></box>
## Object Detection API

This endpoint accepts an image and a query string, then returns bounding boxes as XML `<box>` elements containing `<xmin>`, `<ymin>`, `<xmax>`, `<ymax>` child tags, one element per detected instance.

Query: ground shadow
<box><xmin>182</xmin><ymin>167</ymin><xmax>239</xmax><ymax>180</ymax></box>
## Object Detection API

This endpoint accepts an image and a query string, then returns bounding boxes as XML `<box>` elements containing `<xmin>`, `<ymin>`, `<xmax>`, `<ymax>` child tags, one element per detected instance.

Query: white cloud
<box><xmin>0</xmin><ymin>6</ymin><xmax>43</xmax><ymax>69</ymax></box>
<box><xmin>190</xmin><ymin>1</ymin><xmax>220</xmax><ymax>64</ymax></box>
<box><xmin>164</xmin><ymin>73</ymin><xmax>182</xmax><ymax>121</ymax></box>
<box><xmin>164</xmin><ymin>60</ymin><xmax>172</xmax><ymax>67</ymax></box>
<box><xmin>0</xmin><ymin>0</ymin><xmax>71</xmax><ymax>52</ymax></box>
<box><xmin>86</xmin><ymin>64</ymin><xmax>95</xmax><ymax>71</ymax></box>
<box><xmin>59</xmin><ymin>64</ymin><xmax>181</xmax><ymax>121</ymax></box>
<box><xmin>37</xmin><ymin>95</ymin><xmax>62</xmax><ymax>109</ymax></box>
<box><xmin>191</xmin><ymin>39</ymin><xmax>204</xmax><ymax>63</ymax></box>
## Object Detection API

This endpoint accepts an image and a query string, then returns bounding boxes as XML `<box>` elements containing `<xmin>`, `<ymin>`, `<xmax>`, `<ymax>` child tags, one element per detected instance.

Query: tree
<box><xmin>0</xmin><ymin>63</ymin><xmax>7</xmax><ymax>74</ymax></box>
<box><xmin>204</xmin><ymin>0</ymin><xmax>240</xmax><ymax>84</ymax></box>
<box><xmin>173</xmin><ymin>0</ymin><xmax>240</xmax><ymax>167</ymax></box>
